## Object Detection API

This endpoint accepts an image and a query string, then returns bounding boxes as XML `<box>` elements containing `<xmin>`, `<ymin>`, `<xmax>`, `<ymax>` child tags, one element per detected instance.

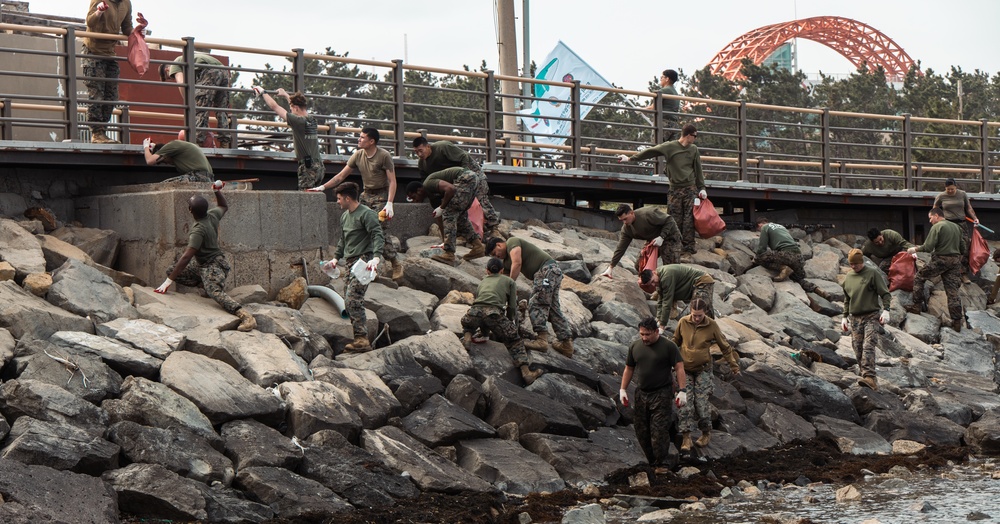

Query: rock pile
<box><xmin>2</xmin><ymin>214</ymin><xmax>1000</xmax><ymax>522</ymax></box>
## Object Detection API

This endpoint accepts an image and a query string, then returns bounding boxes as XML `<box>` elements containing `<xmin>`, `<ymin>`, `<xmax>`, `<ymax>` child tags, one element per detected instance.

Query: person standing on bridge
<box><xmin>308</xmin><ymin>128</ymin><xmax>403</xmax><ymax>281</ymax></box>
<box><xmin>754</xmin><ymin>217</ymin><xmax>822</xmax><ymax>296</ymax></box>
<box><xmin>862</xmin><ymin>228</ymin><xmax>913</xmax><ymax>274</ymax></box>
<box><xmin>413</xmin><ymin>137</ymin><xmax>501</xmax><ymax>239</ymax></box>
<box><xmin>600</xmin><ymin>204</ymin><xmax>682</xmax><ymax>278</ymax></box>
<box><xmin>933</xmin><ymin>178</ymin><xmax>978</xmax><ymax>282</ymax></box>
<box><xmin>252</xmin><ymin>86</ymin><xmax>323</xmax><ymax>190</ymax></box>
<box><xmin>905</xmin><ymin>207</ymin><xmax>964</xmax><ymax>332</ymax></box>
<box><xmin>143</xmin><ymin>138</ymin><xmax>212</xmax><ymax>183</ymax></box>
<box><xmin>406</xmin><ymin>167</ymin><xmax>486</xmax><ymax>265</ymax></box>
<box><xmin>83</xmin><ymin>0</ymin><xmax>139</xmax><ymax>144</ymax></box>
<box><xmin>642</xmin><ymin>69</ymin><xmax>681</xmax><ymax>141</ymax></box>
<box><xmin>618</xmin><ymin>124</ymin><xmax>706</xmax><ymax>259</ymax></box>
<box><xmin>160</xmin><ymin>53</ymin><xmax>231</xmax><ymax>148</ymax></box>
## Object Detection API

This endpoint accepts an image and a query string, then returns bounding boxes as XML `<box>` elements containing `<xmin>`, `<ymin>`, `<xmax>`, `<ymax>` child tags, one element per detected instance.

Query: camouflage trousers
<box><xmin>442</xmin><ymin>170</ymin><xmax>481</xmax><ymax>252</ymax></box>
<box><xmin>634</xmin><ymin>386</ymin><xmax>678</xmax><ymax>467</ymax></box>
<box><xmin>344</xmin><ymin>255</ymin><xmax>372</xmax><ymax>337</ymax></box>
<box><xmin>82</xmin><ymin>47</ymin><xmax>119</xmax><ymax>132</ymax></box>
<box><xmin>467</xmin><ymin>167</ymin><xmax>500</xmax><ymax>233</ymax></box>
<box><xmin>634</xmin><ymin>217</ymin><xmax>683</xmax><ymax>269</ymax></box>
<box><xmin>172</xmin><ymin>255</ymin><xmax>241</xmax><ymax>315</ymax></box>
<box><xmin>755</xmin><ymin>250</ymin><xmax>817</xmax><ymax>293</ymax></box>
<box><xmin>952</xmin><ymin>220</ymin><xmax>972</xmax><ymax>275</ymax></box>
<box><xmin>912</xmin><ymin>254</ymin><xmax>963</xmax><ymax>322</ymax></box>
<box><xmin>297</xmin><ymin>161</ymin><xmax>323</xmax><ymax>191</ymax></box>
<box><xmin>678</xmin><ymin>369</ymin><xmax>713</xmax><ymax>433</ymax></box>
<box><xmin>461</xmin><ymin>305</ymin><xmax>528</xmax><ymax>367</ymax></box>
<box><xmin>668</xmin><ymin>186</ymin><xmax>696</xmax><ymax>253</ymax></box>
<box><xmin>194</xmin><ymin>67</ymin><xmax>231</xmax><ymax>147</ymax></box>
<box><xmin>162</xmin><ymin>171</ymin><xmax>212</xmax><ymax>184</ymax></box>
<box><xmin>692</xmin><ymin>279</ymin><xmax>716</xmax><ymax>319</ymax></box>
<box><xmin>850</xmin><ymin>311</ymin><xmax>880</xmax><ymax>380</ymax></box>
<box><xmin>529</xmin><ymin>262</ymin><xmax>571</xmax><ymax>340</ymax></box>
<box><xmin>360</xmin><ymin>189</ymin><xmax>398</xmax><ymax>262</ymax></box>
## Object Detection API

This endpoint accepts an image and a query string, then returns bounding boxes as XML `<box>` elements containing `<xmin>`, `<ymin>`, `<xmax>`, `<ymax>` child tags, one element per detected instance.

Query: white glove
<box><xmin>430</xmin><ymin>243</ymin><xmax>445</xmax><ymax>249</ymax></box>
<box><xmin>617</xmin><ymin>154</ymin><xmax>630</xmax><ymax>163</ymax></box>
<box><xmin>432</xmin><ymin>207</ymin><xmax>444</xmax><ymax>219</ymax></box>
<box><xmin>323</xmin><ymin>259</ymin><xmax>338</xmax><ymax>271</ymax></box>
<box><xmin>142</xmin><ymin>137</ymin><xmax>151</xmax><ymax>150</ymax></box>
<box><xmin>841</xmin><ymin>317</ymin><xmax>850</xmax><ymax>332</ymax></box>
<box><xmin>698</xmin><ymin>189</ymin><xmax>708</xmax><ymax>200</ymax></box>
<box><xmin>652</xmin><ymin>237</ymin><xmax>664</xmax><ymax>247</ymax></box>
<box><xmin>212</xmin><ymin>180</ymin><xmax>225</xmax><ymax>190</ymax></box>
<box><xmin>96</xmin><ymin>1</ymin><xmax>108</xmax><ymax>12</ymax></box>
<box><xmin>658</xmin><ymin>325</ymin><xmax>667</xmax><ymax>336</ymax></box>
<box><xmin>619</xmin><ymin>388</ymin><xmax>629</xmax><ymax>407</ymax></box>
<box><xmin>366</xmin><ymin>257</ymin><xmax>380</xmax><ymax>271</ymax></box>
<box><xmin>600</xmin><ymin>266</ymin><xmax>613</xmax><ymax>279</ymax></box>
<box><xmin>251</xmin><ymin>85</ymin><xmax>263</xmax><ymax>98</ymax></box>
<box><xmin>382</xmin><ymin>202</ymin><xmax>394</xmax><ymax>219</ymax></box>
<box><xmin>974</xmin><ymin>219</ymin><xmax>980</xmax><ymax>226</ymax></box>
<box><xmin>306</xmin><ymin>185</ymin><xmax>326</xmax><ymax>192</ymax></box>
<box><xmin>879</xmin><ymin>310</ymin><xmax>890</xmax><ymax>325</ymax></box>
<box><xmin>154</xmin><ymin>278</ymin><xmax>173</xmax><ymax>294</ymax></box>
<box><xmin>907</xmin><ymin>247</ymin><xmax>917</xmax><ymax>255</ymax></box>
<box><xmin>675</xmin><ymin>391</ymin><xmax>687</xmax><ymax>408</ymax></box>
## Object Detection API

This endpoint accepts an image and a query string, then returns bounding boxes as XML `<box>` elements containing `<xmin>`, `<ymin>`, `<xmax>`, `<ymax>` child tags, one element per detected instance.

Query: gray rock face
<box><xmin>757</xmin><ymin>403</ymin><xmax>817</xmax><ymax>444</ymax></box>
<box><xmin>196</xmin><ymin>482</ymin><xmax>275</xmax><ymax>523</ymax></box>
<box><xmin>525</xmin><ymin>373</ymin><xmax>618</xmax><ymax>430</ymax></box>
<box><xmin>559</xmin><ymin>290</ymin><xmax>595</xmax><ymax>338</ymax></box>
<box><xmin>235</xmin><ymin>466</ymin><xmax>354</xmax><ymax>519</ymax></box>
<box><xmin>133</xmin><ymin>285</ymin><xmax>240</xmax><ymax>332</ymax></box>
<box><xmin>0</xmin><ymin>328</ymin><xmax>13</xmax><ymax>370</ymax></box>
<box><xmin>244</xmin><ymin>303</ymin><xmax>333</xmax><ymax>362</ymax></box>
<box><xmin>0</xmin><ymin>218</ymin><xmax>46</xmax><ymax>278</ymax></box>
<box><xmin>0</xmin><ymin>379</ymin><xmax>109</xmax><ymax>436</ymax></box>
<box><xmin>941</xmin><ymin>328</ymin><xmax>996</xmax><ymax>377</ymax></box>
<box><xmin>2</xmin><ymin>416</ymin><xmax>120</xmax><ymax>475</ymax></box>
<box><xmin>520</xmin><ymin>429</ymin><xmax>645</xmax><ymax>486</ymax></box>
<box><xmin>96</xmin><ymin>317</ymin><xmax>186</xmax><ymax>360</ymax></box>
<box><xmin>299</xmin><ymin>430</ymin><xmax>420</xmax><ymax>508</ymax></box>
<box><xmin>592</xmin><ymin>301</ymin><xmax>645</xmax><ymax>328</ymax></box>
<box><xmin>965</xmin><ymin>409</ymin><xmax>1000</xmax><ymax>454</ymax></box>
<box><xmin>444</xmin><ymin>374</ymin><xmax>488</xmax><ymax>418</ymax></box>
<box><xmin>736</xmin><ymin>273</ymin><xmax>777</xmax><ymax>311</ymax></box>
<box><xmin>864</xmin><ymin>410</ymin><xmax>967</xmax><ymax>446</ymax></box>
<box><xmin>14</xmin><ymin>340</ymin><xmax>123</xmax><ymax>404</ymax></box>
<box><xmin>278</xmin><ymin>380</ymin><xmax>363</xmax><ymax>442</ymax></box>
<box><xmin>399</xmin><ymin>256</ymin><xmax>482</xmax><ymax>299</ymax></box>
<box><xmin>559</xmin><ymin>260</ymin><xmax>592</xmax><ymax>282</ymax></box>
<box><xmin>812</xmin><ymin>414</ymin><xmax>892</xmax><ymax>455</ymax></box>
<box><xmin>903</xmin><ymin>313</ymin><xmax>940</xmax><ymax>343</ymax></box>
<box><xmin>0</xmin><ymin>281</ymin><xmax>95</xmax><ymax>340</ymax></box>
<box><xmin>102</xmin><ymin>376</ymin><xmax>222</xmax><ymax>450</ymax></box>
<box><xmin>221</xmin><ymin>419</ymin><xmax>303</xmax><ymax>470</ymax></box>
<box><xmin>219</xmin><ymin>330</ymin><xmax>309</xmax><ymax>387</ymax></box>
<box><xmin>49</xmin><ymin>330</ymin><xmax>163</xmax><ymax>378</ymax></box>
<box><xmin>389</xmin><ymin>374</ymin><xmax>445</xmax><ymax>414</ymax></box>
<box><xmin>103</xmin><ymin>463</ymin><xmax>208</xmax><ymax>522</ymax></box>
<box><xmin>0</xmin><ymin>458</ymin><xmax>119</xmax><ymax>524</ymax></box>
<box><xmin>48</xmin><ymin>259</ymin><xmax>137</xmax><ymax>323</ymax></box>
<box><xmin>715</xmin><ymin>410</ymin><xmax>782</xmax><ymax>453</ymax></box>
<box><xmin>484</xmin><ymin>376</ymin><xmax>586</xmax><ymax>437</ymax></box>
<box><xmin>430</xmin><ymin>302</ymin><xmax>469</xmax><ymax>336</ymax></box>
<box><xmin>364</xmin><ymin>282</ymin><xmax>438</xmax><ymax>339</ymax></box>
<box><xmin>50</xmin><ymin>225</ymin><xmax>120</xmax><ymax>267</ymax></box>
<box><xmin>107</xmin><ymin>420</ymin><xmax>235</xmax><ymax>486</ymax></box>
<box><xmin>36</xmin><ymin>234</ymin><xmax>94</xmax><ymax>271</ymax></box>
<box><xmin>456</xmin><ymin>438</ymin><xmax>566</xmax><ymax>495</ymax></box>
<box><xmin>590</xmin><ymin>321</ymin><xmax>637</xmax><ymax>345</ymax></box>
<box><xmin>345</xmin><ymin>330</ymin><xmax>475</xmax><ymax>385</ymax></box>
<box><xmin>362</xmin><ymin>425</ymin><xmax>495</xmax><ymax>493</ymax></box>
<box><xmin>571</xmin><ymin>337</ymin><xmax>631</xmax><ymax>376</ymax></box>
<box><xmin>159</xmin><ymin>351</ymin><xmax>284</xmax><ymax>426</ymax></box>
<box><xmin>312</xmin><ymin>367</ymin><xmax>402</xmax><ymax>429</ymax></box>
<box><xmin>792</xmin><ymin>375</ymin><xmax>861</xmax><ymax>424</ymax></box>
<box><xmin>402</xmin><ymin>394</ymin><xmax>497</xmax><ymax>447</ymax></box>
<box><xmin>465</xmin><ymin>339</ymin><xmax>519</xmax><ymax>384</ymax></box>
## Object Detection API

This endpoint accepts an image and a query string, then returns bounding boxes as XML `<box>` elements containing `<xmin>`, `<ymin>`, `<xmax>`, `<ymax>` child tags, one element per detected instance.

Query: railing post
<box><xmin>501</xmin><ymin>136</ymin><xmax>512</xmax><ymax>166</ymax></box>
<box><xmin>820</xmin><ymin>108</ymin><xmax>831</xmax><ymax>187</ymax></box>
<box><xmin>292</xmin><ymin>49</ymin><xmax>306</xmax><ymax>94</ymax></box>
<box><xmin>182</xmin><ymin>37</ymin><xmax>197</xmax><ymax>143</ymax></box>
<box><xmin>119</xmin><ymin>106</ymin><xmax>130</xmax><ymax>144</ymax></box>
<box><xmin>980</xmin><ymin>118</ymin><xmax>990</xmax><ymax>193</ymax></box>
<box><xmin>738</xmin><ymin>101</ymin><xmax>748</xmax><ymax>182</ymax></box>
<box><xmin>570</xmin><ymin>80</ymin><xmax>581</xmax><ymax>169</ymax></box>
<box><xmin>0</xmin><ymin>98</ymin><xmax>12</xmax><ymax>140</ymax></box>
<box><xmin>653</xmin><ymin>93</ymin><xmax>664</xmax><ymax>175</ymax></box>
<box><xmin>902</xmin><ymin>113</ymin><xmax>913</xmax><ymax>190</ymax></box>
<box><xmin>390</xmin><ymin>60</ymin><xmax>406</xmax><ymax>157</ymax></box>
<box><xmin>485</xmin><ymin>70</ymin><xmax>498</xmax><ymax>165</ymax></box>
<box><xmin>65</xmin><ymin>26</ymin><xmax>80</xmax><ymax>141</ymax></box>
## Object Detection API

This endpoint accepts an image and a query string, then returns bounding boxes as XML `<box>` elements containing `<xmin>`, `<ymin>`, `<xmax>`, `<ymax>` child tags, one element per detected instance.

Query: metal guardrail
<box><xmin>1</xmin><ymin>21</ymin><xmax>998</xmax><ymax>194</ymax></box>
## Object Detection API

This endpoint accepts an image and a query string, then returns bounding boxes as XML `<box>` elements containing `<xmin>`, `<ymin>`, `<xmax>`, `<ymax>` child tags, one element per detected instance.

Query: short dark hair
<box><xmin>151</xmin><ymin>143</ymin><xmax>166</xmax><ymax>155</ymax></box>
<box><xmin>945</xmin><ymin>177</ymin><xmax>957</xmax><ymax>187</ymax></box>
<box><xmin>929</xmin><ymin>207</ymin><xmax>944</xmax><ymax>217</ymax></box>
<box><xmin>756</xmin><ymin>216</ymin><xmax>770</xmax><ymax>226</ymax></box>
<box><xmin>334</xmin><ymin>181</ymin><xmax>359</xmax><ymax>201</ymax></box>
<box><xmin>158</xmin><ymin>63</ymin><xmax>171</xmax><ymax>82</ymax></box>
<box><xmin>289</xmin><ymin>91</ymin><xmax>308</xmax><ymax>109</ymax></box>
<box><xmin>412</xmin><ymin>136</ymin><xmax>429</xmax><ymax>148</ymax></box>
<box><xmin>689</xmin><ymin>298</ymin><xmax>708</xmax><ymax>312</ymax></box>
<box><xmin>361</xmin><ymin>127</ymin><xmax>380</xmax><ymax>144</ymax></box>
<box><xmin>406</xmin><ymin>181</ymin><xmax>423</xmax><ymax>194</ymax></box>
<box><xmin>615</xmin><ymin>204</ymin><xmax>632</xmax><ymax>217</ymax></box>
<box><xmin>638</xmin><ymin>317</ymin><xmax>658</xmax><ymax>332</ymax></box>
<box><xmin>486</xmin><ymin>257</ymin><xmax>503</xmax><ymax>274</ymax></box>
<box><xmin>661</xmin><ymin>69</ymin><xmax>678</xmax><ymax>83</ymax></box>
<box><xmin>485</xmin><ymin>237</ymin><xmax>503</xmax><ymax>256</ymax></box>
<box><xmin>189</xmin><ymin>195</ymin><xmax>208</xmax><ymax>219</ymax></box>
<box><xmin>867</xmin><ymin>228</ymin><xmax>882</xmax><ymax>240</ymax></box>
<box><xmin>682</xmin><ymin>124</ymin><xmax>698</xmax><ymax>138</ymax></box>
<box><xmin>640</xmin><ymin>269</ymin><xmax>654</xmax><ymax>284</ymax></box>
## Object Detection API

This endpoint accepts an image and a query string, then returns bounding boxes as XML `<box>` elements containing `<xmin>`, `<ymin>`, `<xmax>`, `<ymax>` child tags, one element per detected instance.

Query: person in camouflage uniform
<box><xmin>862</xmin><ymin>228</ymin><xmax>914</xmax><ymax>274</ymax></box>
<box><xmin>406</xmin><ymin>167</ymin><xmax>484</xmax><ymax>265</ymax></box>
<box><xmin>254</xmin><ymin>87</ymin><xmax>324</xmax><ymax>190</ymax></box>
<box><xmin>487</xmin><ymin>236</ymin><xmax>574</xmax><ymax>357</ymax></box>
<box><xmin>413</xmin><ymin>136</ymin><xmax>500</xmax><ymax>236</ymax></box>
<box><xmin>600</xmin><ymin>204</ymin><xmax>681</xmax><ymax>279</ymax></box>
<box><xmin>673</xmin><ymin>298</ymin><xmax>739</xmax><ymax>451</ymax></box>
<box><xmin>906</xmin><ymin>208</ymin><xmax>964</xmax><ymax>332</ymax></box>
<box><xmin>83</xmin><ymin>0</ymin><xmax>137</xmax><ymax>143</ymax></box>
<box><xmin>160</xmin><ymin>53</ymin><xmax>231</xmax><ymax>148</ymax></box>
<box><xmin>618</xmin><ymin>124</ymin><xmax>706</xmax><ymax>256</ymax></box>
<box><xmin>641</xmin><ymin>264</ymin><xmax>716</xmax><ymax>327</ymax></box>
<box><xmin>841</xmin><ymin>249</ymin><xmax>892</xmax><ymax>391</ymax></box>
<box><xmin>619</xmin><ymin>317</ymin><xmax>687</xmax><ymax>472</ymax></box>
<box><xmin>153</xmin><ymin>181</ymin><xmax>256</xmax><ymax>332</ymax></box>
<box><xmin>143</xmin><ymin>139</ymin><xmax>214</xmax><ymax>183</ymax></box>
<box><xmin>461</xmin><ymin>257</ymin><xmax>543</xmax><ymax>385</ymax></box>
<box><xmin>754</xmin><ymin>217</ymin><xmax>825</xmax><ymax>296</ymax></box>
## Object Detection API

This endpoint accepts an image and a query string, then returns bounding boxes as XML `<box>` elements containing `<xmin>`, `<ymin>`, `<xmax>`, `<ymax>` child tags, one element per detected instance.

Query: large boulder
<box><xmin>520</xmin><ymin>428</ymin><xmax>645</xmax><ymax>487</ymax></box>
<box><xmin>812</xmin><ymin>414</ymin><xmax>892</xmax><ymax>455</ymax></box>
<box><xmin>50</xmin><ymin>225</ymin><xmax>120</xmax><ymax>267</ymax></box>
<box><xmin>456</xmin><ymin>438</ymin><xmax>566</xmax><ymax>495</ymax></box>
<box><xmin>235</xmin><ymin>466</ymin><xmax>354</xmax><ymax>519</ymax></box>
<box><xmin>132</xmin><ymin>285</ymin><xmax>241</xmax><ymax>332</ymax></box>
<box><xmin>525</xmin><ymin>373</ymin><xmax>618</xmax><ymax>430</ymax></box>
<box><xmin>0</xmin><ymin>379</ymin><xmax>109</xmax><ymax>436</ymax></box>
<box><xmin>220</xmin><ymin>419</ymin><xmax>303</xmax><ymax>470</ymax></box>
<box><xmin>48</xmin><ymin>259</ymin><xmax>137</xmax><ymax>323</ymax></box>
<box><xmin>940</xmin><ymin>328</ymin><xmax>996</xmax><ymax>377</ymax></box>
<box><xmin>592</xmin><ymin>301</ymin><xmax>646</xmax><ymax>328</ymax></box>
<box><xmin>0</xmin><ymin>218</ymin><xmax>45</xmax><ymax>279</ymax></box>
<box><xmin>311</xmin><ymin>367</ymin><xmax>402</xmax><ymax>429</ymax></box>
<box><xmin>0</xmin><ymin>281</ymin><xmax>94</xmax><ymax>340</ymax></box>
<box><xmin>243</xmin><ymin>303</ymin><xmax>333</xmax><ymax>362</ymax></box>
<box><xmin>36</xmin><ymin>234</ymin><xmax>94</xmax><ymax>271</ymax></box>
<box><xmin>965</xmin><ymin>409</ymin><xmax>1000</xmax><ymax>454</ymax></box>
<box><xmin>863</xmin><ymin>410</ymin><xmax>967</xmax><ymax>446</ymax></box>
<box><xmin>95</xmin><ymin>318</ymin><xmax>186</xmax><ymax>360</ymax></box>
<box><xmin>342</xmin><ymin>330</ymin><xmax>475</xmax><ymax>385</ymax></box>
<box><xmin>756</xmin><ymin>403</ymin><xmax>817</xmax><ymax>445</ymax></box>
<box><xmin>736</xmin><ymin>273</ymin><xmax>776</xmax><ymax>311</ymax></box>
<box><xmin>102</xmin><ymin>376</ymin><xmax>221</xmax><ymax>449</ymax></box>
<box><xmin>49</xmin><ymin>330</ymin><xmax>162</xmax><ymax>379</ymax></box>
<box><xmin>1</xmin><ymin>416</ymin><xmax>119</xmax><ymax>475</ymax></box>
<box><xmin>361</xmin><ymin>425</ymin><xmax>495</xmax><ymax>493</ymax></box>
<box><xmin>484</xmin><ymin>376</ymin><xmax>586</xmax><ymax>437</ymax></box>
<box><xmin>103</xmin><ymin>463</ymin><xmax>208</xmax><ymax>522</ymax></box>
<box><xmin>219</xmin><ymin>331</ymin><xmax>309</xmax><ymax>387</ymax></box>
<box><xmin>429</xmin><ymin>303</ymin><xmax>469</xmax><ymax>335</ymax></box>
<box><xmin>401</xmin><ymin>394</ymin><xmax>497</xmax><ymax>447</ymax></box>
<box><xmin>13</xmin><ymin>340</ymin><xmax>122</xmax><ymax>404</ymax></box>
<box><xmin>0</xmin><ymin>459</ymin><xmax>119</xmax><ymax>524</ymax></box>
<box><xmin>277</xmin><ymin>380</ymin><xmax>363</xmax><ymax>442</ymax></box>
<box><xmin>107</xmin><ymin>420</ymin><xmax>235</xmax><ymax>486</ymax></box>
<box><xmin>364</xmin><ymin>282</ymin><xmax>438</xmax><ymax>339</ymax></box>
<box><xmin>398</xmin><ymin>256</ymin><xmax>482</xmax><ymax>299</ymax></box>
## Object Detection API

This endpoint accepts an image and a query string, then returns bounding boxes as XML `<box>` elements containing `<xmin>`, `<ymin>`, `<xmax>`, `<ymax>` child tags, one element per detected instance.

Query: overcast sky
<box><xmin>32</xmin><ymin>0</ymin><xmax>1000</xmax><ymax>91</ymax></box>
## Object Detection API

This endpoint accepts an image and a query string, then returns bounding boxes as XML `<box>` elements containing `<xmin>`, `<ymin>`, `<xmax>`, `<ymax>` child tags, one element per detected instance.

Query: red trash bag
<box><xmin>887</xmin><ymin>251</ymin><xmax>916</xmax><ymax>292</ymax></box>
<box><xmin>970</xmin><ymin>226</ymin><xmax>989</xmax><ymax>275</ymax></box>
<box><xmin>468</xmin><ymin>198</ymin><xmax>484</xmax><ymax>237</ymax></box>
<box><xmin>693</xmin><ymin>197</ymin><xmax>726</xmax><ymax>238</ymax></box>
<box><xmin>127</xmin><ymin>13</ymin><xmax>149</xmax><ymax>76</ymax></box>
<box><xmin>637</xmin><ymin>241</ymin><xmax>659</xmax><ymax>293</ymax></box>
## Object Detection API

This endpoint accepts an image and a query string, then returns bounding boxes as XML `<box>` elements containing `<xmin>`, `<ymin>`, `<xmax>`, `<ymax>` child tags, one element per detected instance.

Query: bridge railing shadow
<box><xmin>1</xmin><ymin>21</ymin><xmax>998</xmax><ymax>194</ymax></box>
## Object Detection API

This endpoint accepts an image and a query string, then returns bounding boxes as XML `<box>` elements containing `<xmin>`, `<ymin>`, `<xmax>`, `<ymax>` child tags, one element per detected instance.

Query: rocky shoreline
<box><xmin>2</xmin><ymin>210</ymin><xmax>1000</xmax><ymax>523</ymax></box>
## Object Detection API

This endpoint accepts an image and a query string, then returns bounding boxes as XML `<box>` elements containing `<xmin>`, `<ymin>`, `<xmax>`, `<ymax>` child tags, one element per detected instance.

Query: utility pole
<box><xmin>522</xmin><ymin>0</ymin><xmax>531</xmax><ymax>99</ymax></box>
<box><xmin>496</xmin><ymin>0</ymin><xmax>519</xmax><ymax>141</ymax></box>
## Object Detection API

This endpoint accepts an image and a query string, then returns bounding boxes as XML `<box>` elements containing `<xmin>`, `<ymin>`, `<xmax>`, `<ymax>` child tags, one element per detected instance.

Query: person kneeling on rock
<box><xmin>461</xmin><ymin>257</ymin><xmax>543</xmax><ymax>385</ymax></box>
<box><xmin>154</xmin><ymin>181</ymin><xmax>256</xmax><ymax>332</ymax></box>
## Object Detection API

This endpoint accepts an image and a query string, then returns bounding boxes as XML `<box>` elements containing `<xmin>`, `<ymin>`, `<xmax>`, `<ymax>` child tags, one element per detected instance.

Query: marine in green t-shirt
<box><xmin>256</xmin><ymin>87</ymin><xmax>324</xmax><ymax>189</ymax></box>
<box><xmin>144</xmin><ymin>140</ymin><xmax>213</xmax><ymax>183</ymax></box>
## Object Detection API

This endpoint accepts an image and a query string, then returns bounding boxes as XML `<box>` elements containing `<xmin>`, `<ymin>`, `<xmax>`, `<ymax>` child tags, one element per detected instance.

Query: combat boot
<box><xmin>462</xmin><ymin>332</ymin><xmax>473</xmax><ymax>350</ymax></box>
<box><xmin>390</xmin><ymin>259</ymin><xmax>405</xmax><ymax>281</ymax></box>
<box><xmin>904</xmin><ymin>303</ymin><xmax>922</xmax><ymax>315</ymax></box>
<box><xmin>695</xmin><ymin>431</ymin><xmax>711</xmax><ymax>448</ymax></box>
<box><xmin>951</xmin><ymin>318</ymin><xmax>963</xmax><ymax>333</ymax></box>
<box><xmin>772</xmin><ymin>265</ymin><xmax>793</xmax><ymax>282</ymax></box>
<box><xmin>91</xmin><ymin>130</ymin><xmax>119</xmax><ymax>144</ymax></box>
<box><xmin>431</xmin><ymin>250</ymin><xmax>457</xmax><ymax>266</ymax></box>
<box><xmin>463</xmin><ymin>238</ymin><xmax>486</xmax><ymax>260</ymax></box>
<box><xmin>858</xmin><ymin>376</ymin><xmax>879</xmax><ymax>391</ymax></box>
<box><xmin>344</xmin><ymin>336</ymin><xmax>372</xmax><ymax>353</ymax></box>
<box><xmin>552</xmin><ymin>338</ymin><xmax>574</xmax><ymax>358</ymax></box>
<box><xmin>520</xmin><ymin>364</ymin><xmax>543</xmax><ymax>385</ymax></box>
<box><xmin>524</xmin><ymin>331</ymin><xmax>550</xmax><ymax>352</ymax></box>
<box><xmin>680</xmin><ymin>433</ymin><xmax>693</xmax><ymax>452</ymax></box>
<box><xmin>236</xmin><ymin>309</ymin><xmax>257</xmax><ymax>332</ymax></box>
